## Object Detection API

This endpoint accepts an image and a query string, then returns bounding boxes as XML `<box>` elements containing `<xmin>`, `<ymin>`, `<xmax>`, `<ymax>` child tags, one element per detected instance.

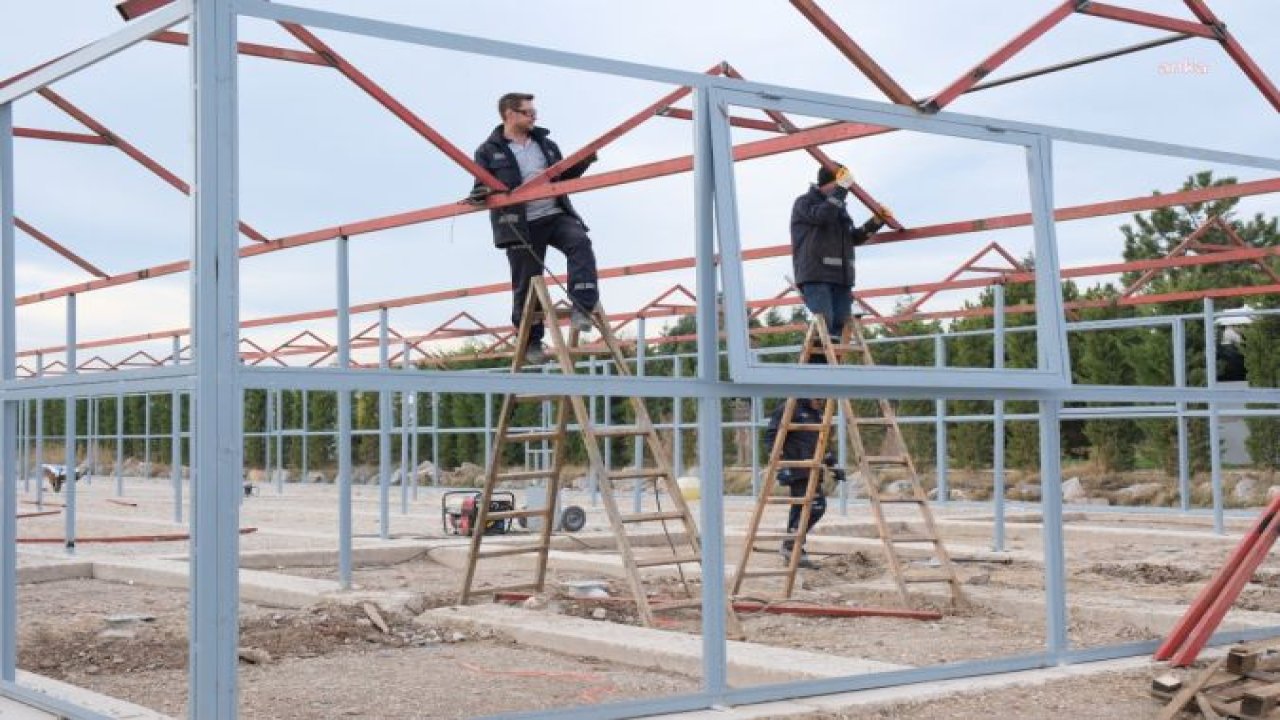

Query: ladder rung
<box><xmin>888</xmin><ymin>534</ymin><xmax>937</xmax><ymax>544</ymax></box>
<box><xmin>634</xmin><ymin>553</ymin><xmax>701</xmax><ymax>568</ymax></box>
<box><xmin>472</xmin><ymin>582</ymin><xmax>541</xmax><ymax>595</ymax></box>
<box><xmin>742</xmin><ymin>569</ymin><xmax>791</xmax><ymax>578</ymax></box>
<box><xmin>566</xmin><ymin>346</ymin><xmax>608</xmax><ymax>356</ymax></box>
<box><xmin>877</xmin><ymin>496</ymin><xmax>924</xmax><ymax>504</ymax></box>
<box><xmin>608</xmin><ymin>468</ymin><xmax>667</xmax><ymax>480</ymax></box>
<box><xmin>620</xmin><ymin>510</ymin><xmax>686</xmax><ymax>523</ymax></box>
<box><xmin>496</xmin><ymin>469</ymin><xmax>554</xmax><ymax>481</ymax></box>
<box><xmin>902</xmin><ymin>572</ymin><xmax>954</xmax><ymax>584</ymax></box>
<box><xmin>753</xmin><ymin>532</ymin><xmax>797</xmax><ymax>541</ymax></box>
<box><xmin>777</xmin><ymin>460</ymin><xmax>820</xmax><ymax>469</ymax></box>
<box><xmin>766</xmin><ymin>497</ymin><xmax>812</xmax><ymax>506</ymax></box>
<box><xmin>592</xmin><ymin>425</ymin><xmax>651</xmax><ymax>438</ymax></box>
<box><xmin>485</xmin><ymin>508</ymin><xmax>548</xmax><ymax>522</ymax></box>
<box><xmin>786</xmin><ymin>423</ymin><xmax>825</xmax><ymax>432</ymax></box>
<box><xmin>853</xmin><ymin>418</ymin><xmax>895</xmax><ymax>426</ymax></box>
<box><xmin>504</xmin><ymin>431</ymin><xmax>561</xmax><ymax>443</ymax></box>
<box><xmin>477</xmin><ymin>544</ymin><xmax>546</xmax><ymax>559</ymax></box>
<box><xmin>651</xmin><ymin>599</ymin><xmax>704</xmax><ymax>611</ymax></box>
<box><xmin>865</xmin><ymin>456</ymin><xmax>910</xmax><ymax>465</ymax></box>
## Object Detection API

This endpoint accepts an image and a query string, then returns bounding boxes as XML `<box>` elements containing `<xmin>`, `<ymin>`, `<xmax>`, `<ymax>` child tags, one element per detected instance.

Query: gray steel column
<box><xmin>634</xmin><ymin>318</ymin><xmax>647</xmax><ymax>513</ymax></box>
<box><xmin>189</xmin><ymin>0</ymin><xmax>243</xmax><ymax>713</ymax></box>
<box><xmin>1205</xmin><ymin>299</ymin><xmax>1223</xmax><ymax>535</ymax></box>
<box><xmin>430</xmin><ymin>391</ymin><xmax>440</xmax><ymax>486</ymax></box>
<box><xmin>837</xmin><ymin>398</ymin><xmax>849</xmax><ymax>516</ymax></box>
<box><xmin>86</xmin><ymin>398</ymin><xmax>95</xmax><ymax>485</ymax></box>
<box><xmin>172</xmin><ymin>336</ymin><xmax>183</xmax><ymax>523</ymax></box>
<box><xmin>400</xmin><ymin>342</ymin><xmax>411</xmax><ymax>514</ymax></box>
<box><xmin>672</xmin><ymin>356</ymin><xmax>684</xmax><ymax>478</ymax></box>
<box><xmin>34</xmin><ymin>354</ymin><xmax>43</xmax><ymax>509</ymax></box>
<box><xmin>992</xmin><ymin>284</ymin><xmax>1006</xmax><ymax>551</ymax></box>
<box><xmin>749</xmin><ymin>397</ymin><xmax>760</xmax><ymax>501</ymax></box>
<box><xmin>483</xmin><ymin>391</ymin><xmax>492</xmax><ymax>486</ymax></box>
<box><xmin>587</xmin><ymin>360</ymin><xmax>598</xmax><ymax>506</ymax></box>
<box><xmin>409</xmin><ymin>392</ymin><xmax>420</xmax><ymax>499</ymax></box>
<box><xmin>377</xmin><ymin>308</ymin><xmax>390</xmax><ymax>539</ymax></box>
<box><xmin>115</xmin><ymin>393</ymin><xmax>124</xmax><ymax>496</ymax></box>
<box><xmin>1173</xmin><ymin>320</ymin><xmax>1190</xmax><ymax>512</ymax></box>
<box><xmin>18</xmin><ymin>401</ymin><xmax>26</xmax><ymax>495</ymax></box>
<box><xmin>693</xmin><ymin>86</ymin><xmax>728</xmax><ymax>700</ymax></box>
<box><xmin>64</xmin><ymin>294</ymin><xmax>77</xmax><ymax>556</ymax></box>
<box><xmin>264</xmin><ymin>388</ymin><xmax>273</xmax><ymax>492</ymax></box>
<box><xmin>934</xmin><ymin>335</ymin><xmax>948</xmax><ymax>504</ymax></box>
<box><xmin>1040</xmin><ymin>399</ymin><xmax>1068</xmax><ymax>658</ymax></box>
<box><xmin>1</xmin><ymin>101</ymin><xmax>19</xmax><ymax>682</ymax></box>
<box><xmin>336</xmin><ymin>235</ymin><xmax>353</xmax><ymax>587</ymax></box>
<box><xmin>300</xmin><ymin>389</ymin><xmax>308</xmax><ymax>484</ymax></box>
<box><xmin>273</xmin><ymin>389</ymin><xmax>282</xmax><ymax>486</ymax></box>
<box><xmin>144</xmin><ymin>392</ymin><xmax>151</xmax><ymax>479</ymax></box>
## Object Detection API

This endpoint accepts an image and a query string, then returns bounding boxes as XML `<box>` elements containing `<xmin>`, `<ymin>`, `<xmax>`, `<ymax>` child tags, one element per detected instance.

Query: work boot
<box><xmin>570</xmin><ymin>308</ymin><xmax>594</xmax><ymax>333</ymax></box>
<box><xmin>523</xmin><ymin>343</ymin><xmax>550</xmax><ymax>365</ymax></box>
<box><xmin>779</xmin><ymin>539</ymin><xmax>818</xmax><ymax>569</ymax></box>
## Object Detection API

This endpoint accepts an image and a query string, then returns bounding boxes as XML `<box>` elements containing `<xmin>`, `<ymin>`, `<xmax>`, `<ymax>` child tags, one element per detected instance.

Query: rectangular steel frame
<box><xmin>2</xmin><ymin>1</ymin><xmax>1280</xmax><ymax>718</ymax></box>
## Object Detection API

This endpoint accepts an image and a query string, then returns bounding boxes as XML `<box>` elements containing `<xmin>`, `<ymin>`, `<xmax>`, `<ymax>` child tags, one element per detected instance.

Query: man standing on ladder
<box><xmin>789</xmin><ymin>165</ymin><xmax>891</xmax><ymax>343</ymax></box>
<box><xmin>764</xmin><ymin>398</ymin><xmax>845</xmax><ymax>568</ymax></box>
<box><xmin>469</xmin><ymin>92</ymin><xmax>601</xmax><ymax>365</ymax></box>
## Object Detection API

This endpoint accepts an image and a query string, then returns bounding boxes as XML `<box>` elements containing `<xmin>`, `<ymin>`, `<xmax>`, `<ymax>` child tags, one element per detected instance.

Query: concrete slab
<box><xmin>420</xmin><ymin>604</ymin><xmax>907</xmax><ymax>686</ymax></box>
<box><xmin>91</xmin><ymin>558</ymin><xmax>340</xmax><ymax>609</ymax></box>
<box><xmin>16</xmin><ymin>671</ymin><xmax>173</xmax><ymax>719</ymax></box>
<box><xmin>0</xmin><ymin>695</ymin><xmax>56</xmax><ymax>720</ymax></box>
<box><xmin>14</xmin><ymin>561</ymin><xmax>93</xmax><ymax>585</ymax></box>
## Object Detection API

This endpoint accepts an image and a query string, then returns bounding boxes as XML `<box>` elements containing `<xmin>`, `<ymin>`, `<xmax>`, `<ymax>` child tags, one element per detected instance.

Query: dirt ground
<box><xmin>797</xmin><ymin>667</ymin><xmax>1173</xmax><ymax>719</ymax></box>
<box><xmin>17</xmin><ymin>579</ymin><xmax>695</xmax><ymax>718</ymax></box>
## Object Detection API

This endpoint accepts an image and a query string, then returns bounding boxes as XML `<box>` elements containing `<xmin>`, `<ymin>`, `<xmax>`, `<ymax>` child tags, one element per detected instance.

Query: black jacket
<box><xmin>471</xmin><ymin>125</ymin><xmax>595</xmax><ymax>248</ymax></box>
<box><xmin>765</xmin><ymin>400</ymin><xmax>825</xmax><ymax>484</ymax></box>
<box><xmin>789</xmin><ymin>185</ymin><xmax>883</xmax><ymax>286</ymax></box>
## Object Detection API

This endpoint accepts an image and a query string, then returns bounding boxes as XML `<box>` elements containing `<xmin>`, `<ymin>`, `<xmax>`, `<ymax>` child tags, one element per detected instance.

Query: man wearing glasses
<box><xmin>470</xmin><ymin>92</ymin><xmax>600</xmax><ymax>364</ymax></box>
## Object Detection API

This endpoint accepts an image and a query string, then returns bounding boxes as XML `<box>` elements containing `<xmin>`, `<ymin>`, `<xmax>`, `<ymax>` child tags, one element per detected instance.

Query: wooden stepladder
<box><xmin>730</xmin><ymin>316</ymin><xmax>966</xmax><ymax>607</ymax></box>
<box><xmin>461</xmin><ymin>277</ymin><xmax>740</xmax><ymax>632</ymax></box>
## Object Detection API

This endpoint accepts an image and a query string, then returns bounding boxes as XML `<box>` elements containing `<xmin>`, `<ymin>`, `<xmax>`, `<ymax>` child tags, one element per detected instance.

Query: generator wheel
<box><xmin>560</xmin><ymin>505</ymin><xmax>587</xmax><ymax>533</ymax></box>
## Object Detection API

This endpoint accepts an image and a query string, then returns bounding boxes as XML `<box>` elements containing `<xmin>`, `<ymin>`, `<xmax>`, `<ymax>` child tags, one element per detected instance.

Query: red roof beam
<box><xmin>147</xmin><ymin>31</ymin><xmax>330</xmax><ymax>66</ymax></box>
<box><xmin>1075</xmin><ymin>3</ymin><xmax>1216</xmax><ymax>38</ymax></box>
<box><xmin>13</xmin><ymin>128</ymin><xmax>109</xmax><ymax>145</ymax></box>
<box><xmin>14</xmin><ymin>217</ymin><xmax>108</xmax><ymax>278</ymax></box>
<box><xmin>37</xmin><ymin>89</ymin><xmax>271</xmax><ymax>244</ymax></box>
<box><xmin>17</xmin><ymin>172</ymin><xmax>1280</xmax><ymax>310</ymax></box>
<box><xmin>922</xmin><ymin>0</ymin><xmax>1078</xmax><ymax>113</ymax></box>
<box><xmin>1181</xmin><ymin>0</ymin><xmax>1280</xmax><ymax>113</ymax></box>
<box><xmin>788</xmin><ymin>0</ymin><xmax>915</xmax><ymax>105</ymax></box>
<box><xmin>278</xmin><ymin>22</ymin><xmax>509</xmax><ymax>191</ymax></box>
<box><xmin>517</xmin><ymin>64</ymin><xmax>724</xmax><ymax>195</ymax></box>
<box><xmin>656</xmin><ymin>107</ymin><xmax>782</xmax><ymax>133</ymax></box>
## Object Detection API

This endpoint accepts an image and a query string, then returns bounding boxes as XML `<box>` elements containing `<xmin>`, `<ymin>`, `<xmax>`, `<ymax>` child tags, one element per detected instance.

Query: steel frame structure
<box><xmin>1</xmin><ymin>1</ymin><xmax>1279</xmax><ymax>718</ymax></box>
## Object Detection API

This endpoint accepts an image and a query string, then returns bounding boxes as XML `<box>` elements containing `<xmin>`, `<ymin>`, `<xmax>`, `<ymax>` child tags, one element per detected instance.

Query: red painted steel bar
<box><xmin>656</xmin><ymin>107</ymin><xmax>781</xmax><ymax>133</ymax></box>
<box><xmin>37</xmin><ymin>89</ymin><xmax>271</xmax><ymax>244</ymax></box>
<box><xmin>1074</xmin><ymin>3</ymin><xmax>1216</xmax><ymax>38</ymax></box>
<box><xmin>1182</xmin><ymin>0</ymin><xmax>1280</xmax><ymax>113</ymax></box>
<box><xmin>519</xmin><ymin>65</ymin><xmax>724</xmax><ymax>195</ymax></box>
<box><xmin>14</xmin><ymin>217</ymin><xmax>108</xmax><ymax>278</ymax></box>
<box><xmin>923</xmin><ymin>0</ymin><xmax>1078</xmax><ymax>112</ymax></box>
<box><xmin>278</xmin><ymin>22</ymin><xmax>509</xmax><ymax>192</ymax></box>
<box><xmin>788</xmin><ymin>0</ymin><xmax>915</xmax><ymax>105</ymax></box>
<box><xmin>148</xmin><ymin>31</ymin><xmax>330</xmax><ymax>66</ymax></box>
<box><xmin>15</xmin><ymin>174</ymin><xmax>1280</xmax><ymax>311</ymax></box>
<box><xmin>115</xmin><ymin>0</ymin><xmax>174</xmax><ymax>21</ymax></box>
<box><xmin>13</xmin><ymin>128</ymin><xmax>110</xmax><ymax>145</ymax></box>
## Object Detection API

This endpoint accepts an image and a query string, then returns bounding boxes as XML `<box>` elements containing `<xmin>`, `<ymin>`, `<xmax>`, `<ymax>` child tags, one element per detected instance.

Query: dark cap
<box><xmin>816</xmin><ymin>166</ymin><xmax>836</xmax><ymax>186</ymax></box>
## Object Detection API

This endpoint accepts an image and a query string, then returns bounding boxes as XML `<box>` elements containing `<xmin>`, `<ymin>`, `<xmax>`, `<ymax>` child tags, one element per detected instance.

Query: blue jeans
<box><xmin>799</xmin><ymin>282</ymin><xmax>852</xmax><ymax>338</ymax></box>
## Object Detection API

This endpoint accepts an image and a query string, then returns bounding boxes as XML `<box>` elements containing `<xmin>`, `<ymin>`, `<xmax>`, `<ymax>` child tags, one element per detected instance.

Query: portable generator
<box><xmin>441</xmin><ymin>490</ymin><xmax>516</xmax><ymax>536</ymax></box>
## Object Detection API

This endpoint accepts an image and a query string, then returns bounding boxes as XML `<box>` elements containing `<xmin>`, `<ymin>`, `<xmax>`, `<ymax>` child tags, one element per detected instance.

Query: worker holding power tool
<box><xmin>789</xmin><ymin>165</ymin><xmax>892</xmax><ymax>347</ymax></box>
<box><xmin>469</xmin><ymin>92</ymin><xmax>600</xmax><ymax>365</ymax></box>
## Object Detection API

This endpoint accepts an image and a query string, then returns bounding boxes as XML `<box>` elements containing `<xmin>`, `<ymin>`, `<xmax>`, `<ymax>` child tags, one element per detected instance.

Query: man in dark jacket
<box><xmin>764</xmin><ymin>398</ymin><xmax>845</xmax><ymax>569</ymax></box>
<box><xmin>789</xmin><ymin>165</ymin><xmax>891</xmax><ymax>341</ymax></box>
<box><xmin>470</xmin><ymin>92</ymin><xmax>600</xmax><ymax>364</ymax></box>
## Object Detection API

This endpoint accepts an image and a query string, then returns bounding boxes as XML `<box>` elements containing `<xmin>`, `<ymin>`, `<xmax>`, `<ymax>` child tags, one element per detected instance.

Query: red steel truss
<box><xmin>3</xmin><ymin>1</ymin><xmax>1277</xmax><ymax>374</ymax></box>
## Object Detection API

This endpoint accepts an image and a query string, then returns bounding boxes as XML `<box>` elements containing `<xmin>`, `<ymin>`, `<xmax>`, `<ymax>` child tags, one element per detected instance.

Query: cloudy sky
<box><xmin>2</xmin><ymin>1</ymin><xmax>1277</xmax><ymax>368</ymax></box>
